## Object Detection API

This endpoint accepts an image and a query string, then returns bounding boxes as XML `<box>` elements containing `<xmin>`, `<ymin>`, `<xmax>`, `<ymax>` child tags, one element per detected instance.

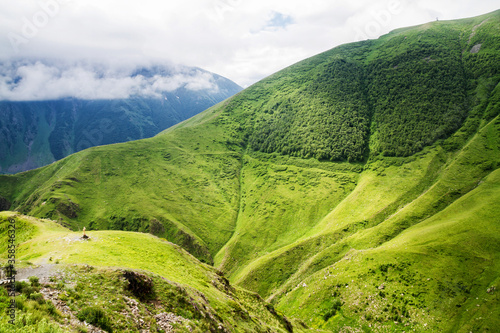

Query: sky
<box><xmin>0</xmin><ymin>0</ymin><xmax>499</xmax><ymax>99</ymax></box>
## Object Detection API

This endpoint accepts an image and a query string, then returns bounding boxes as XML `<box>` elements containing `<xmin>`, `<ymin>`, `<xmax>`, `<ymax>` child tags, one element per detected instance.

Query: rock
<box><xmin>470</xmin><ymin>44</ymin><xmax>482</xmax><ymax>54</ymax></box>
<box><xmin>154</xmin><ymin>312</ymin><xmax>186</xmax><ymax>333</ymax></box>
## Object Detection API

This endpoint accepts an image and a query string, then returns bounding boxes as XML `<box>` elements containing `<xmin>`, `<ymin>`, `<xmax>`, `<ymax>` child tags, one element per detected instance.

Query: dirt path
<box><xmin>15</xmin><ymin>264</ymin><xmax>60</xmax><ymax>282</ymax></box>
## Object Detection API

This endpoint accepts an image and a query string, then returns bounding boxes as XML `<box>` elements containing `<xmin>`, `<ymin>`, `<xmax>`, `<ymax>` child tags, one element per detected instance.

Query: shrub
<box><xmin>29</xmin><ymin>292</ymin><xmax>45</xmax><ymax>304</ymax></box>
<box><xmin>15</xmin><ymin>295</ymin><xmax>26</xmax><ymax>311</ymax></box>
<box><xmin>2</xmin><ymin>314</ymin><xmax>66</xmax><ymax>333</ymax></box>
<box><xmin>149</xmin><ymin>218</ymin><xmax>165</xmax><ymax>235</ymax></box>
<box><xmin>45</xmin><ymin>302</ymin><xmax>59</xmax><ymax>317</ymax></box>
<box><xmin>15</xmin><ymin>281</ymin><xmax>30</xmax><ymax>292</ymax></box>
<box><xmin>16</xmin><ymin>281</ymin><xmax>36</xmax><ymax>297</ymax></box>
<box><xmin>29</xmin><ymin>276</ymin><xmax>40</xmax><ymax>287</ymax></box>
<box><xmin>323</xmin><ymin>299</ymin><xmax>343</xmax><ymax>321</ymax></box>
<box><xmin>77</xmin><ymin>325</ymin><xmax>88</xmax><ymax>333</ymax></box>
<box><xmin>77</xmin><ymin>306</ymin><xmax>113</xmax><ymax>332</ymax></box>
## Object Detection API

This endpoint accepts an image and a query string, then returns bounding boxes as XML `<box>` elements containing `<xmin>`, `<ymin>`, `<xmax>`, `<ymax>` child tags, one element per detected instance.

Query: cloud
<box><xmin>0</xmin><ymin>61</ymin><xmax>219</xmax><ymax>101</ymax></box>
<box><xmin>150</xmin><ymin>72</ymin><xmax>219</xmax><ymax>93</ymax></box>
<box><xmin>0</xmin><ymin>0</ymin><xmax>499</xmax><ymax>88</ymax></box>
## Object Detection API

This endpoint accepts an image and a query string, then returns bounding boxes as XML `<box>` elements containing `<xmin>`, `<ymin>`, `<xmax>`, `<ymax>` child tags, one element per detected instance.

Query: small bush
<box><xmin>323</xmin><ymin>299</ymin><xmax>343</xmax><ymax>321</ymax></box>
<box><xmin>65</xmin><ymin>288</ymin><xmax>82</xmax><ymax>301</ymax></box>
<box><xmin>15</xmin><ymin>281</ymin><xmax>29</xmax><ymax>292</ymax></box>
<box><xmin>29</xmin><ymin>276</ymin><xmax>40</xmax><ymax>287</ymax></box>
<box><xmin>77</xmin><ymin>306</ymin><xmax>113</xmax><ymax>332</ymax></box>
<box><xmin>45</xmin><ymin>302</ymin><xmax>59</xmax><ymax>317</ymax></box>
<box><xmin>58</xmin><ymin>293</ymin><xmax>68</xmax><ymax>302</ymax></box>
<box><xmin>4</xmin><ymin>314</ymin><xmax>66</xmax><ymax>332</ymax></box>
<box><xmin>16</xmin><ymin>281</ymin><xmax>37</xmax><ymax>297</ymax></box>
<box><xmin>29</xmin><ymin>292</ymin><xmax>45</xmax><ymax>304</ymax></box>
<box><xmin>15</xmin><ymin>296</ymin><xmax>26</xmax><ymax>311</ymax></box>
<box><xmin>77</xmin><ymin>325</ymin><xmax>88</xmax><ymax>333</ymax></box>
<box><xmin>2</xmin><ymin>264</ymin><xmax>16</xmax><ymax>278</ymax></box>
<box><xmin>149</xmin><ymin>218</ymin><xmax>165</xmax><ymax>235</ymax></box>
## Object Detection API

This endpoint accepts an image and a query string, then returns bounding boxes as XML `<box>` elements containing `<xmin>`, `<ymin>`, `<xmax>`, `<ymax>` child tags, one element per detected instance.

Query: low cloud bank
<box><xmin>0</xmin><ymin>60</ymin><xmax>219</xmax><ymax>101</ymax></box>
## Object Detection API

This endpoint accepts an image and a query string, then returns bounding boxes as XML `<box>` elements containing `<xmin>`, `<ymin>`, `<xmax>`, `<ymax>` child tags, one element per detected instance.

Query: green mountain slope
<box><xmin>277</xmin><ymin>166</ymin><xmax>500</xmax><ymax>332</ymax></box>
<box><xmin>1</xmin><ymin>10</ymin><xmax>500</xmax><ymax>332</ymax></box>
<box><xmin>0</xmin><ymin>212</ymin><xmax>301</xmax><ymax>332</ymax></box>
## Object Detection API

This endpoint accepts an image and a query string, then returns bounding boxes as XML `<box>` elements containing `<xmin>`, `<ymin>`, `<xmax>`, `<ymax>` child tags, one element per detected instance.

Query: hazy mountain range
<box><xmin>0</xmin><ymin>60</ymin><xmax>242</xmax><ymax>173</ymax></box>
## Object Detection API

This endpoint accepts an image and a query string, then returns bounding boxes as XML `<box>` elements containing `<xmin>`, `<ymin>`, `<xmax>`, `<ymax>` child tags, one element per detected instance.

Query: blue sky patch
<box><xmin>266</xmin><ymin>12</ymin><xmax>294</xmax><ymax>29</ymax></box>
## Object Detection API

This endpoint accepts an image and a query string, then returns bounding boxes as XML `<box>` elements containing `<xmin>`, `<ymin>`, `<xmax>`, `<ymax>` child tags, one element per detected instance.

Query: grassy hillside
<box><xmin>1</xmin><ymin>10</ymin><xmax>500</xmax><ymax>332</ymax></box>
<box><xmin>0</xmin><ymin>109</ymin><xmax>243</xmax><ymax>264</ymax></box>
<box><xmin>277</xmin><ymin>167</ymin><xmax>500</xmax><ymax>332</ymax></box>
<box><xmin>0</xmin><ymin>212</ymin><xmax>304</xmax><ymax>332</ymax></box>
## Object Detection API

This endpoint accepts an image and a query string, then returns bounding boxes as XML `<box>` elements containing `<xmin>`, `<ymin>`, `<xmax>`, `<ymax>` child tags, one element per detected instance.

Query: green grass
<box><xmin>0</xmin><ymin>9</ymin><xmax>500</xmax><ymax>332</ymax></box>
<box><xmin>276</xmin><ymin>167</ymin><xmax>500</xmax><ymax>332</ymax></box>
<box><xmin>0</xmin><ymin>212</ymin><xmax>307</xmax><ymax>332</ymax></box>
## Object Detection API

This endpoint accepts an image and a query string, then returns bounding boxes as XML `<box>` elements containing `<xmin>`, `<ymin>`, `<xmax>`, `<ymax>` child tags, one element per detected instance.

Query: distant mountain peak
<box><xmin>0</xmin><ymin>60</ymin><xmax>242</xmax><ymax>173</ymax></box>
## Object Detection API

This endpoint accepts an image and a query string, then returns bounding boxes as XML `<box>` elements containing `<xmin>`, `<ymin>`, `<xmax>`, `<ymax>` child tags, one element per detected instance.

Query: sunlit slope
<box><xmin>0</xmin><ymin>107</ymin><xmax>243</xmax><ymax>264</ymax></box>
<box><xmin>0</xmin><ymin>212</ymin><xmax>212</xmax><ymax>289</ymax></box>
<box><xmin>233</xmin><ymin>110</ymin><xmax>499</xmax><ymax>290</ymax></box>
<box><xmin>0</xmin><ymin>212</ymin><xmax>302</xmax><ymax>333</ymax></box>
<box><xmin>276</xmin><ymin>166</ymin><xmax>500</xmax><ymax>332</ymax></box>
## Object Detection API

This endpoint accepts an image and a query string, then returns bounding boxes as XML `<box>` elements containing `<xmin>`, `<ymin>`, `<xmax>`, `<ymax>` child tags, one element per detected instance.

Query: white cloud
<box><xmin>0</xmin><ymin>0</ymin><xmax>498</xmax><ymax>88</ymax></box>
<box><xmin>150</xmin><ymin>72</ymin><xmax>219</xmax><ymax>93</ymax></box>
<box><xmin>0</xmin><ymin>61</ymin><xmax>219</xmax><ymax>101</ymax></box>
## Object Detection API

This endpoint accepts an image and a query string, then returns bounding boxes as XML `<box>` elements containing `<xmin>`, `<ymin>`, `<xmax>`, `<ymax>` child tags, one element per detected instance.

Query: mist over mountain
<box><xmin>0</xmin><ymin>60</ymin><xmax>242</xmax><ymax>173</ymax></box>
